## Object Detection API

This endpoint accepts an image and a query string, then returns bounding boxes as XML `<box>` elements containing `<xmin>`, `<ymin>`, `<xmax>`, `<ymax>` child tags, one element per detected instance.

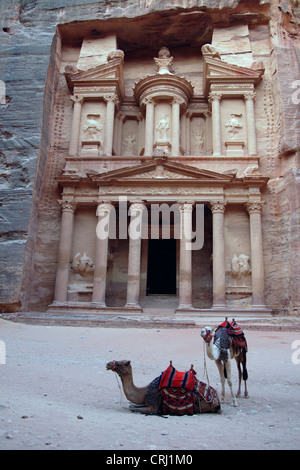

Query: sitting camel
<box><xmin>106</xmin><ymin>360</ymin><xmax>221</xmax><ymax>415</ymax></box>
<box><xmin>200</xmin><ymin>320</ymin><xmax>248</xmax><ymax>407</ymax></box>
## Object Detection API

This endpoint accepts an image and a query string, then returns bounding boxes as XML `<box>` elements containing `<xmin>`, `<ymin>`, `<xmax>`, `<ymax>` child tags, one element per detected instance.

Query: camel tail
<box><xmin>242</xmin><ymin>350</ymin><xmax>248</xmax><ymax>381</ymax></box>
<box><xmin>223</xmin><ymin>363</ymin><xmax>227</xmax><ymax>379</ymax></box>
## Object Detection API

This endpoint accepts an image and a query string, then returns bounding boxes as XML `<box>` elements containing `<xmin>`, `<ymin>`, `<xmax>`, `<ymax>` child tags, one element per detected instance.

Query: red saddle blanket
<box><xmin>217</xmin><ymin>319</ymin><xmax>247</xmax><ymax>350</ymax></box>
<box><xmin>158</xmin><ymin>365</ymin><xmax>217</xmax><ymax>415</ymax></box>
<box><xmin>159</xmin><ymin>364</ymin><xmax>197</xmax><ymax>391</ymax></box>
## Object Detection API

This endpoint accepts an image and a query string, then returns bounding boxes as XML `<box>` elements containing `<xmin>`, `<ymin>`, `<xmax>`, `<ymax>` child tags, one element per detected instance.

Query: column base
<box><xmin>125</xmin><ymin>303</ymin><xmax>142</xmax><ymax>311</ymax></box>
<box><xmin>91</xmin><ymin>301</ymin><xmax>107</xmax><ymax>308</ymax></box>
<box><xmin>177</xmin><ymin>303</ymin><xmax>193</xmax><ymax>310</ymax></box>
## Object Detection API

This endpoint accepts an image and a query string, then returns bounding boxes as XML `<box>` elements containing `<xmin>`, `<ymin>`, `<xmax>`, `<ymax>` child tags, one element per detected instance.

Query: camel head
<box><xmin>201</xmin><ymin>326</ymin><xmax>214</xmax><ymax>343</ymax></box>
<box><xmin>106</xmin><ymin>360</ymin><xmax>132</xmax><ymax>377</ymax></box>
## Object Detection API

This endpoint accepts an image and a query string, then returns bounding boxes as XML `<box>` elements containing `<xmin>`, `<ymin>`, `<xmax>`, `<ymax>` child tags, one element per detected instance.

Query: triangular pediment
<box><xmin>203</xmin><ymin>56</ymin><xmax>264</xmax><ymax>96</ymax></box>
<box><xmin>87</xmin><ymin>159</ymin><xmax>234</xmax><ymax>185</ymax></box>
<box><xmin>65</xmin><ymin>57</ymin><xmax>124</xmax><ymax>94</ymax></box>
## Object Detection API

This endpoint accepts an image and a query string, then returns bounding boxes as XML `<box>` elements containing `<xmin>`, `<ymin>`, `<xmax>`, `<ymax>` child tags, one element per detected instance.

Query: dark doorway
<box><xmin>146</xmin><ymin>239</ymin><xmax>176</xmax><ymax>295</ymax></box>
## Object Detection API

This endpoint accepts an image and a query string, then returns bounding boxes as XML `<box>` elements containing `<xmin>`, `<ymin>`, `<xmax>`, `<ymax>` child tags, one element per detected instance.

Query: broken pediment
<box><xmin>201</xmin><ymin>44</ymin><xmax>264</xmax><ymax>96</ymax></box>
<box><xmin>65</xmin><ymin>50</ymin><xmax>125</xmax><ymax>98</ymax></box>
<box><xmin>87</xmin><ymin>159</ymin><xmax>234</xmax><ymax>185</ymax></box>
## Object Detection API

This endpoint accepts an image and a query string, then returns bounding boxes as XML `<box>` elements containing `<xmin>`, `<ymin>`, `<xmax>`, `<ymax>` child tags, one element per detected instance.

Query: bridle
<box><xmin>202</xmin><ymin>327</ymin><xmax>213</xmax><ymax>344</ymax></box>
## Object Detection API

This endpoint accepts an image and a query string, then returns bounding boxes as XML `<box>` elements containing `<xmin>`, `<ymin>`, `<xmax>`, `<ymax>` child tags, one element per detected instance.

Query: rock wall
<box><xmin>0</xmin><ymin>0</ymin><xmax>299</xmax><ymax>314</ymax></box>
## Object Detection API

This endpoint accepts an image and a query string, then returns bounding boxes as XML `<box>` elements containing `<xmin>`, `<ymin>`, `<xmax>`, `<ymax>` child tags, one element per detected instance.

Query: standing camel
<box><xmin>200</xmin><ymin>320</ymin><xmax>248</xmax><ymax>407</ymax></box>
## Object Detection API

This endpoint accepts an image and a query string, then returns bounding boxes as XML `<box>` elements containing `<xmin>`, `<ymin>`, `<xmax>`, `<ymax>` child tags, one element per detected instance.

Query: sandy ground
<box><xmin>0</xmin><ymin>318</ymin><xmax>300</xmax><ymax>451</ymax></box>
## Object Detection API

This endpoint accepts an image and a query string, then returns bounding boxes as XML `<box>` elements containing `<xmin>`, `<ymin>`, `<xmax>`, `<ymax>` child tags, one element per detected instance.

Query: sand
<box><xmin>0</xmin><ymin>318</ymin><xmax>299</xmax><ymax>450</ymax></box>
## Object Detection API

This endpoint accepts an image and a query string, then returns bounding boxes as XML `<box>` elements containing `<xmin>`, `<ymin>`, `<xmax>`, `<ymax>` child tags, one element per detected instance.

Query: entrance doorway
<box><xmin>146</xmin><ymin>239</ymin><xmax>176</xmax><ymax>295</ymax></box>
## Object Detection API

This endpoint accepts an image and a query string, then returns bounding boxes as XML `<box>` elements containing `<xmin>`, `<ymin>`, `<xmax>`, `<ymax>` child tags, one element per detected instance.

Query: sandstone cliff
<box><xmin>0</xmin><ymin>0</ymin><xmax>299</xmax><ymax>315</ymax></box>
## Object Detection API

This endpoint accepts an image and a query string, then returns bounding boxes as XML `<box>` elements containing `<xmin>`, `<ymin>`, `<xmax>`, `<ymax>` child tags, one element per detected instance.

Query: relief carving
<box><xmin>231</xmin><ymin>254</ymin><xmax>251</xmax><ymax>279</ymax></box>
<box><xmin>192</xmin><ymin>128</ymin><xmax>205</xmax><ymax>154</ymax></box>
<box><xmin>156</xmin><ymin>115</ymin><xmax>170</xmax><ymax>141</ymax></box>
<box><xmin>124</xmin><ymin>134</ymin><xmax>137</xmax><ymax>156</ymax></box>
<box><xmin>82</xmin><ymin>114</ymin><xmax>103</xmax><ymax>141</ymax></box>
<box><xmin>71</xmin><ymin>252</ymin><xmax>94</xmax><ymax>277</ymax></box>
<box><xmin>225</xmin><ymin>113</ymin><xmax>243</xmax><ymax>138</ymax></box>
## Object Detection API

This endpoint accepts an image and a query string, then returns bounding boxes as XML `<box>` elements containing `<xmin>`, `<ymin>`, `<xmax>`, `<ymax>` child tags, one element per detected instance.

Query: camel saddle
<box><xmin>215</xmin><ymin>319</ymin><xmax>247</xmax><ymax>351</ymax></box>
<box><xmin>157</xmin><ymin>364</ymin><xmax>217</xmax><ymax>415</ymax></box>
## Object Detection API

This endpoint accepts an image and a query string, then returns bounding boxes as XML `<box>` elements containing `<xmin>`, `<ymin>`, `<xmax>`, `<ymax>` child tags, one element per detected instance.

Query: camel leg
<box><xmin>128</xmin><ymin>404</ymin><xmax>157</xmax><ymax>415</ymax></box>
<box><xmin>235</xmin><ymin>357</ymin><xmax>242</xmax><ymax>398</ymax></box>
<box><xmin>215</xmin><ymin>360</ymin><xmax>226</xmax><ymax>403</ymax></box>
<box><xmin>224</xmin><ymin>359</ymin><xmax>237</xmax><ymax>407</ymax></box>
<box><xmin>242</xmin><ymin>350</ymin><xmax>249</xmax><ymax>398</ymax></box>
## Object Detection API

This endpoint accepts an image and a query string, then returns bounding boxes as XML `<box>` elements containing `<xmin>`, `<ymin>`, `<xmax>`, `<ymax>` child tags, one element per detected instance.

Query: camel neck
<box><xmin>119</xmin><ymin>372</ymin><xmax>148</xmax><ymax>405</ymax></box>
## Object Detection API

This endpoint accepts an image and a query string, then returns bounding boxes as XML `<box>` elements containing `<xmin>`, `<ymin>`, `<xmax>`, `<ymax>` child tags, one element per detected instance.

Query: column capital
<box><xmin>178</xmin><ymin>201</ymin><xmax>194</xmax><ymax>213</ymax></box>
<box><xmin>103</xmin><ymin>94</ymin><xmax>118</xmax><ymax>105</ymax></box>
<box><xmin>244</xmin><ymin>91</ymin><xmax>256</xmax><ymax>101</ymax></box>
<box><xmin>209</xmin><ymin>91</ymin><xmax>222</xmax><ymax>102</ymax></box>
<box><xmin>172</xmin><ymin>96</ymin><xmax>185</xmax><ymax>106</ymax></box>
<box><xmin>58</xmin><ymin>199</ymin><xmax>76</xmax><ymax>213</ymax></box>
<box><xmin>245</xmin><ymin>201</ymin><xmax>264</xmax><ymax>214</ymax></box>
<box><xmin>210</xmin><ymin>201</ymin><xmax>226</xmax><ymax>213</ymax></box>
<box><xmin>142</xmin><ymin>97</ymin><xmax>155</xmax><ymax>106</ymax></box>
<box><xmin>116</xmin><ymin>111</ymin><xmax>126</xmax><ymax>121</ymax></box>
<box><xmin>96</xmin><ymin>201</ymin><xmax>115</xmax><ymax>216</ymax></box>
<box><xmin>129</xmin><ymin>201</ymin><xmax>146</xmax><ymax>214</ymax></box>
<box><xmin>70</xmin><ymin>95</ymin><xmax>84</xmax><ymax>104</ymax></box>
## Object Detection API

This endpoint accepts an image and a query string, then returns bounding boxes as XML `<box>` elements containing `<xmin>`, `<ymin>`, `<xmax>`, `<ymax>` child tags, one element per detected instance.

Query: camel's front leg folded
<box><xmin>128</xmin><ymin>404</ymin><xmax>157</xmax><ymax>414</ymax></box>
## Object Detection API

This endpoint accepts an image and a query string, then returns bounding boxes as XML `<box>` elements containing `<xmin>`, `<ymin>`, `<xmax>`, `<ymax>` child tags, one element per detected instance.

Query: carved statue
<box><xmin>71</xmin><ymin>252</ymin><xmax>94</xmax><ymax>277</ymax></box>
<box><xmin>124</xmin><ymin>135</ymin><xmax>137</xmax><ymax>156</ymax></box>
<box><xmin>201</xmin><ymin>44</ymin><xmax>221</xmax><ymax>59</ymax></box>
<box><xmin>82</xmin><ymin>114</ymin><xmax>103</xmax><ymax>141</ymax></box>
<box><xmin>156</xmin><ymin>115</ymin><xmax>170</xmax><ymax>141</ymax></box>
<box><xmin>192</xmin><ymin>128</ymin><xmax>205</xmax><ymax>154</ymax></box>
<box><xmin>231</xmin><ymin>254</ymin><xmax>251</xmax><ymax>278</ymax></box>
<box><xmin>225</xmin><ymin>113</ymin><xmax>243</xmax><ymax>138</ymax></box>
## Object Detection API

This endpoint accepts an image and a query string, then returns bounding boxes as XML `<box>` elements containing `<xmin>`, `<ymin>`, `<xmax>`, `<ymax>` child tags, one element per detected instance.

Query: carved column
<box><xmin>209</xmin><ymin>92</ymin><xmax>222</xmax><ymax>156</ymax></box>
<box><xmin>210</xmin><ymin>201</ymin><xmax>226</xmax><ymax>308</ymax></box>
<box><xmin>126</xmin><ymin>202</ymin><xmax>145</xmax><ymax>308</ymax></box>
<box><xmin>137</xmin><ymin>113</ymin><xmax>144</xmax><ymax>156</ymax></box>
<box><xmin>178</xmin><ymin>202</ymin><xmax>194</xmax><ymax>309</ymax></box>
<box><xmin>103</xmin><ymin>95</ymin><xmax>117</xmax><ymax>156</ymax></box>
<box><xmin>244</xmin><ymin>92</ymin><xmax>257</xmax><ymax>156</ymax></box>
<box><xmin>115</xmin><ymin>112</ymin><xmax>125</xmax><ymax>156</ymax></box>
<box><xmin>144</xmin><ymin>98</ymin><xmax>155</xmax><ymax>156</ymax></box>
<box><xmin>246</xmin><ymin>201</ymin><xmax>266</xmax><ymax>307</ymax></box>
<box><xmin>171</xmin><ymin>97</ymin><xmax>182</xmax><ymax>157</ymax></box>
<box><xmin>69</xmin><ymin>95</ymin><xmax>83</xmax><ymax>156</ymax></box>
<box><xmin>92</xmin><ymin>202</ymin><xmax>114</xmax><ymax>306</ymax></box>
<box><xmin>185</xmin><ymin>111</ymin><xmax>192</xmax><ymax>155</ymax></box>
<box><xmin>54</xmin><ymin>199</ymin><xmax>76</xmax><ymax>302</ymax></box>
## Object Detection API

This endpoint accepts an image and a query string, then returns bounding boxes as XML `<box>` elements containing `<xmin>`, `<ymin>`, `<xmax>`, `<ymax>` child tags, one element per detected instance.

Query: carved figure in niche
<box><xmin>231</xmin><ymin>254</ymin><xmax>251</xmax><ymax>279</ymax></box>
<box><xmin>225</xmin><ymin>114</ymin><xmax>243</xmax><ymax>138</ymax></box>
<box><xmin>124</xmin><ymin>134</ymin><xmax>137</xmax><ymax>156</ymax></box>
<box><xmin>192</xmin><ymin>128</ymin><xmax>205</xmax><ymax>154</ymax></box>
<box><xmin>153</xmin><ymin>47</ymin><xmax>174</xmax><ymax>74</ymax></box>
<box><xmin>156</xmin><ymin>115</ymin><xmax>170</xmax><ymax>141</ymax></box>
<box><xmin>82</xmin><ymin>114</ymin><xmax>103</xmax><ymax>141</ymax></box>
<box><xmin>71</xmin><ymin>252</ymin><xmax>94</xmax><ymax>277</ymax></box>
